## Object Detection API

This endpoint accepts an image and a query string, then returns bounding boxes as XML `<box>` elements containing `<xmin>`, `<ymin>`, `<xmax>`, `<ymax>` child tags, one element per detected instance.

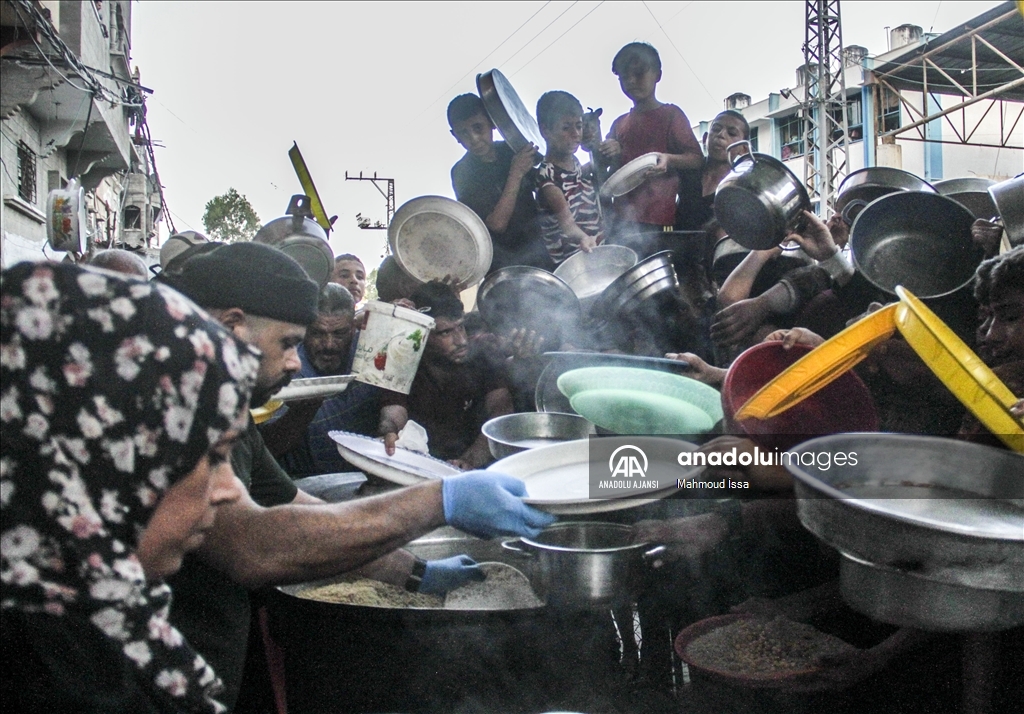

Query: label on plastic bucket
<box><xmin>352</xmin><ymin>301</ymin><xmax>435</xmax><ymax>394</ymax></box>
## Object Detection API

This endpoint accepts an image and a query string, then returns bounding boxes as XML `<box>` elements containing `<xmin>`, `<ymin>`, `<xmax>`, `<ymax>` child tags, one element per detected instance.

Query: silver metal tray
<box><xmin>388</xmin><ymin>196</ymin><xmax>493</xmax><ymax>288</ymax></box>
<box><xmin>785</xmin><ymin>433</ymin><xmax>1024</xmax><ymax>592</ymax></box>
<box><xmin>476</xmin><ymin>69</ymin><xmax>544</xmax><ymax>153</ymax></box>
<box><xmin>275</xmin><ymin>375</ymin><xmax>356</xmax><ymax>401</ymax></box>
<box><xmin>599</xmin><ymin>152</ymin><xmax>659</xmax><ymax>199</ymax></box>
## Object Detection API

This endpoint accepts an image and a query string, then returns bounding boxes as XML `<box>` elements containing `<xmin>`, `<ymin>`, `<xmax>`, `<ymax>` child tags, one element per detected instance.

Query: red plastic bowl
<box><xmin>722</xmin><ymin>342</ymin><xmax>878</xmax><ymax>451</ymax></box>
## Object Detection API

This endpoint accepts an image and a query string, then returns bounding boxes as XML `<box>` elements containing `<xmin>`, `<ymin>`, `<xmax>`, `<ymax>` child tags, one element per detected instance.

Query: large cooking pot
<box><xmin>267</xmin><ymin>527</ymin><xmax>623</xmax><ymax>713</ymax></box>
<box><xmin>502</xmin><ymin>522</ymin><xmax>665</xmax><ymax>609</ymax></box>
<box><xmin>714</xmin><ymin>140</ymin><xmax>811</xmax><ymax>250</ymax></box>
<box><xmin>835</xmin><ymin>167</ymin><xmax>935</xmax><ymax>225</ymax></box>
<box><xmin>784</xmin><ymin>434</ymin><xmax>1024</xmax><ymax>631</ymax></box>
<box><xmin>476</xmin><ymin>266</ymin><xmax>581</xmax><ymax>344</ymax></box>
<box><xmin>989</xmin><ymin>174</ymin><xmax>1024</xmax><ymax>247</ymax></box>
<box><xmin>934</xmin><ymin>177</ymin><xmax>998</xmax><ymax>219</ymax></box>
<box><xmin>850</xmin><ymin>191</ymin><xmax>981</xmax><ymax>299</ymax></box>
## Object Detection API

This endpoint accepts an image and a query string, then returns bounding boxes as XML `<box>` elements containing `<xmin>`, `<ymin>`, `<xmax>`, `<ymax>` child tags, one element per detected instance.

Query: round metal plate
<box><xmin>599</xmin><ymin>152</ymin><xmax>660</xmax><ymax>199</ymax></box>
<box><xmin>477</xmin><ymin>69</ymin><xmax>544</xmax><ymax>152</ymax></box>
<box><xmin>388</xmin><ymin>196</ymin><xmax>493</xmax><ymax>288</ymax></box>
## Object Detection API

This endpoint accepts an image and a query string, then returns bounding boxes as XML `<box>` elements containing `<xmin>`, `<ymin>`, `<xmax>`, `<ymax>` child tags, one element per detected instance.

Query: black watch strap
<box><xmin>404</xmin><ymin>557</ymin><xmax>428</xmax><ymax>592</ymax></box>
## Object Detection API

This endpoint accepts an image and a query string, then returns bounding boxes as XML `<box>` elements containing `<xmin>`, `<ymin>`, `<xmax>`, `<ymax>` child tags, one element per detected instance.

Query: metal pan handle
<box><xmin>643</xmin><ymin>545</ymin><xmax>667</xmax><ymax>561</ymax></box>
<box><xmin>841</xmin><ymin>199</ymin><xmax>869</xmax><ymax>226</ymax></box>
<box><xmin>727</xmin><ymin>140</ymin><xmax>755</xmax><ymax>168</ymax></box>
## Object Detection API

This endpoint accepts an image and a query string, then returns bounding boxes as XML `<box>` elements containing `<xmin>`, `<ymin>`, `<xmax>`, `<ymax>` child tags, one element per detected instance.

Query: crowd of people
<box><xmin>1</xmin><ymin>39</ymin><xmax>1021</xmax><ymax>714</ymax></box>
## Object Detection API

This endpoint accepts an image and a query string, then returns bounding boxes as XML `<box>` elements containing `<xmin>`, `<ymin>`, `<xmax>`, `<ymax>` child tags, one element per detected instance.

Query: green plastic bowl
<box><xmin>558</xmin><ymin>366</ymin><xmax>724</xmax><ymax>424</ymax></box>
<box><xmin>570</xmin><ymin>389</ymin><xmax>715</xmax><ymax>435</ymax></box>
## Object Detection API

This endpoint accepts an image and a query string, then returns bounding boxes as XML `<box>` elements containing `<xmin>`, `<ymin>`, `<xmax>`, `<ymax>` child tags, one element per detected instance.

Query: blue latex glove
<box><xmin>419</xmin><ymin>554</ymin><xmax>485</xmax><ymax>595</ymax></box>
<box><xmin>441</xmin><ymin>471</ymin><xmax>556</xmax><ymax>539</ymax></box>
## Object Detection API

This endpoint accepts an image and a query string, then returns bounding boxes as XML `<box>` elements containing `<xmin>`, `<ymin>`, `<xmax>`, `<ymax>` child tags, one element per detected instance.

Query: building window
<box><xmin>17</xmin><ymin>142</ymin><xmax>37</xmax><ymax>204</ymax></box>
<box><xmin>879</xmin><ymin>87</ymin><xmax>900</xmax><ymax>133</ymax></box>
<box><xmin>778</xmin><ymin>115</ymin><xmax>804</xmax><ymax>159</ymax></box>
<box><xmin>123</xmin><ymin>205</ymin><xmax>142</xmax><ymax>230</ymax></box>
<box><xmin>749</xmin><ymin>126</ymin><xmax>759</xmax><ymax>153</ymax></box>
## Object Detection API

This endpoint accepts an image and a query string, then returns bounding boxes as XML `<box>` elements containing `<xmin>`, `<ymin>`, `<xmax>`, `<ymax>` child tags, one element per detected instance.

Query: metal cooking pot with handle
<box><xmin>503</xmin><ymin>521</ymin><xmax>665</xmax><ymax>609</ymax></box>
<box><xmin>835</xmin><ymin>167</ymin><xmax>935</xmax><ymax>225</ymax></box>
<box><xmin>714</xmin><ymin>140</ymin><xmax>811</xmax><ymax>250</ymax></box>
<box><xmin>989</xmin><ymin>174</ymin><xmax>1024</xmax><ymax>247</ymax></box>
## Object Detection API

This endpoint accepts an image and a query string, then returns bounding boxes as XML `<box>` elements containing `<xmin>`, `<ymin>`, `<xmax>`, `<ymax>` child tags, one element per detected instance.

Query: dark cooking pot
<box><xmin>835</xmin><ymin>167</ymin><xmax>935</xmax><ymax>225</ymax></box>
<box><xmin>267</xmin><ymin>528</ymin><xmax>621</xmax><ymax>713</ymax></box>
<box><xmin>850</xmin><ymin>191</ymin><xmax>981</xmax><ymax>299</ymax></box>
<box><xmin>502</xmin><ymin>522</ymin><xmax>665</xmax><ymax>609</ymax></box>
<box><xmin>714</xmin><ymin>140</ymin><xmax>811</xmax><ymax>250</ymax></box>
<box><xmin>934</xmin><ymin>177</ymin><xmax>997</xmax><ymax>219</ymax></box>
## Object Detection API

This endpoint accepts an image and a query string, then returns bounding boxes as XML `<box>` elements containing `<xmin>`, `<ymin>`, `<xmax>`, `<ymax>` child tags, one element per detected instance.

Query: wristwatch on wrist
<box><xmin>404</xmin><ymin>556</ymin><xmax>428</xmax><ymax>592</ymax></box>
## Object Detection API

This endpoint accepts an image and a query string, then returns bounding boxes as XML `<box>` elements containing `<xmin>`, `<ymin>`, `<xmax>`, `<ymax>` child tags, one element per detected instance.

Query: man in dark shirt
<box><xmin>161</xmin><ymin>243</ymin><xmax>554</xmax><ymax>709</ymax></box>
<box><xmin>382</xmin><ymin>281</ymin><xmax>513</xmax><ymax>469</ymax></box>
<box><xmin>449</xmin><ymin>93</ymin><xmax>554</xmax><ymax>273</ymax></box>
<box><xmin>274</xmin><ymin>283</ymin><xmax>382</xmax><ymax>476</ymax></box>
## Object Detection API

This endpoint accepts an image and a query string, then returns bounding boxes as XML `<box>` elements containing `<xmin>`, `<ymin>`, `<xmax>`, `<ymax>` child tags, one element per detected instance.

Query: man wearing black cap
<box><xmin>162</xmin><ymin>243</ymin><xmax>555</xmax><ymax>709</ymax></box>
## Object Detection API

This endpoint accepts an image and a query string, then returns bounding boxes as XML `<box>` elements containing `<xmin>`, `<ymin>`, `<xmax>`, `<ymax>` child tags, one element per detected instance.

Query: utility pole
<box><xmin>344</xmin><ymin>171</ymin><xmax>395</xmax><ymax>230</ymax></box>
<box><xmin>801</xmin><ymin>0</ymin><xmax>850</xmax><ymax>216</ymax></box>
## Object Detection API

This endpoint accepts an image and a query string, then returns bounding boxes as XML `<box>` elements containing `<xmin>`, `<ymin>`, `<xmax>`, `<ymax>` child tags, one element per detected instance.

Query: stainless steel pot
<box><xmin>850</xmin><ymin>191</ymin><xmax>982</xmax><ymax>298</ymax></box>
<box><xmin>553</xmin><ymin>245</ymin><xmax>637</xmax><ymax>317</ymax></box>
<box><xmin>253</xmin><ymin>195</ymin><xmax>335</xmax><ymax>286</ymax></box>
<box><xmin>840</xmin><ymin>553</ymin><xmax>1024</xmax><ymax>632</ymax></box>
<box><xmin>503</xmin><ymin>522</ymin><xmax>665</xmax><ymax>609</ymax></box>
<box><xmin>835</xmin><ymin>167</ymin><xmax>936</xmax><ymax>225</ymax></box>
<box><xmin>934</xmin><ymin>177</ymin><xmax>998</xmax><ymax>219</ymax></box>
<box><xmin>482</xmin><ymin>411</ymin><xmax>595</xmax><ymax>459</ymax></box>
<box><xmin>784</xmin><ymin>433</ymin><xmax>1024</xmax><ymax>631</ymax></box>
<box><xmin>476</xmin><ymin>266</ymin><xmax>581</xmax><ymax>344</ymax></box>
<box><xmin>714</xmin><ymin>140</ymin><xmax>811</xmax><ymax>250</ymax></box>
<box><xmin>989</xmin><ymin>174</ymin><xmax>1024</xmax><ymax>247</ymax></box>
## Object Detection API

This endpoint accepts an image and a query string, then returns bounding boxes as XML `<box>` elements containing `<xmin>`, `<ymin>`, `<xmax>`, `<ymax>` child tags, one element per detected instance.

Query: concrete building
<box><xmin>0</xmin><ymin>0</ymin><xmax>162</xmax><ymax>268</ymax></box>
<box><xmin>698</xmin><ymin>3</ymin><xmax>1023</xmax><ymax>210</ymax></box>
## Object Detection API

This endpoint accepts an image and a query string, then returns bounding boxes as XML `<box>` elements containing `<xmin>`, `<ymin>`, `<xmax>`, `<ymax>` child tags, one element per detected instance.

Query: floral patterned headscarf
<box><xmin>1</xmin><ymin>262</ymin><xmax>261</xmax><ymax>713</ymax></box>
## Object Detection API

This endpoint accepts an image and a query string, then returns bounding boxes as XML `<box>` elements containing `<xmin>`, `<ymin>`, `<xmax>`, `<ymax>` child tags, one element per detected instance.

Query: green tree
<box><xmin>363</xmin><ymin>267</ymin><xmax>379</xmax><ymax>302</ymax></box>
<box><xmin>202</xmin><ymin>188</ymin><xmax>261</xmax><ymax>243</ymax></box>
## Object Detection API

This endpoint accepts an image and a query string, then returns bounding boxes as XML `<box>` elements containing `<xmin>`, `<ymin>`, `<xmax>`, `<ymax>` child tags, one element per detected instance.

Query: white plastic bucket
<box><xmin>352</xmin><ymin>301</ymin><xmax>435</xmax><ymax>394</ymax></box>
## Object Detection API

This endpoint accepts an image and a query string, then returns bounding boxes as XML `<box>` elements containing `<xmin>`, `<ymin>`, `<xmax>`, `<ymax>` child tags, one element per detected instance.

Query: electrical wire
<box><xmin>416</xmin><ymin>1</ymin><xmax>553</xmax><ymax>119</ymax></box>
<box><xmin>509</xmin><ymin>1</ymin><xmax>606</xmax><ymax>77</ymax></box>
<box><xmin>640</xmin><ymin>0</ymin><xmax>716</xmax><ymax>102</ymax></box>
<box><xmin>499</xmin><ymin>1</ymin><xmax>579</xmax><ymax>70</ymax></box>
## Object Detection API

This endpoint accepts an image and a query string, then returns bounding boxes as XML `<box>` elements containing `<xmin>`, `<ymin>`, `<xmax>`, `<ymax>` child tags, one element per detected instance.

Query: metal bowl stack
<box><xmin>588</xmin><ymin>251</ymin><xmax>679</xmax><ymax>323</ymax></box>
<box><xmin>553</xmin><ymin>245</ymin><xmax>637</xmax><ymax>318</ymax></box>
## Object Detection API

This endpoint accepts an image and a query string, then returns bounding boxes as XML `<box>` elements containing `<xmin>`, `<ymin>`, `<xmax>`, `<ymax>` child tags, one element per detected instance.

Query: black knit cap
<box><xmin>164</xmin><ymin>242</ymin><xmax>319</xmax><ymax>326</ymax></box>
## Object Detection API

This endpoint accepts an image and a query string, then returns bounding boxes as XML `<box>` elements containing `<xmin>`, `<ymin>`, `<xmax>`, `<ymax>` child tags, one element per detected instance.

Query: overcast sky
<box><xmin>130</xmin><ymin>0</ymin><xmax>1002</xmax><ymax>270</ymax></box>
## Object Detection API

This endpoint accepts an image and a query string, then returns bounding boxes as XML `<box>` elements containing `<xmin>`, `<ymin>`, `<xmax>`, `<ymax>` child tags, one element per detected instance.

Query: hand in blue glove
<box><xmin>441</xmin><ymin>471</ymin><xmax>556</xmax><ymax>539</ymax></box>
<box><xmin>419</xmin><ymin>554</ymin><xmax>485</xmax><ymax>595</ymax></box>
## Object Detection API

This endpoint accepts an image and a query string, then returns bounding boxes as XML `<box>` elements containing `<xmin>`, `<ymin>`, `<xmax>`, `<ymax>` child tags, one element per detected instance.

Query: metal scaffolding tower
<box><xmin>345</xmin><ymin>171</ymin><xmax>395</xmax><ymax>230</ymax></box>
<box><xmin>801</xmin><ymin>0</ymin><xmax>850</xmax><ymax>215</ymax></box>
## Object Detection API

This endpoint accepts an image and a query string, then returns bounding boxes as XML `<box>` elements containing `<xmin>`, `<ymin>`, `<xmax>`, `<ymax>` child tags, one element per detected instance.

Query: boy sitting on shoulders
<box><xmin>448</xmin><ymin>94</ymin><xmax>553</xmax><ymax>273</ymax></box>
<box><xmin>536</xmin><ymin>90</ymin><xmax>604</xmax><ymax>266</ymax></box>
<box><xmin>599</xmin><ymin>42</ymin><xmax>703</xmax><ymax>252</ymax></box>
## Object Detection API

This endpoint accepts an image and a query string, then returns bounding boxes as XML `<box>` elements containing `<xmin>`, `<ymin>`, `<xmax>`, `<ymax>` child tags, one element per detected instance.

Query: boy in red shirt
<box><xmin>599</xmin><ymin>42</ymin><xmax>703</xmax><ymax>255</ymax></box>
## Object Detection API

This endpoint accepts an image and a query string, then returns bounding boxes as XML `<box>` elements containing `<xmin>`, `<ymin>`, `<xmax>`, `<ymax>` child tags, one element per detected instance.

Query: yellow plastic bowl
<box><xmin>894</xmin><ymin>287</ymin><xmax>1022</xmax><ymax>452</ymax></box>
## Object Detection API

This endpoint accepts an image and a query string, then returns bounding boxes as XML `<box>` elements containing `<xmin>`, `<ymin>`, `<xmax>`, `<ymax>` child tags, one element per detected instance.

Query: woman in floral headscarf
<box><xmin>1</xmin><ymin>262</ymin><xmax>261</xmax><ymax>713</ymax></box>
